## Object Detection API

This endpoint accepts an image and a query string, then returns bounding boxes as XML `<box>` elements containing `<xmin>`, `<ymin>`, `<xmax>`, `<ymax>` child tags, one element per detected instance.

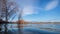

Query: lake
<box><xmin>7</xmin><ymin>24</ymin><xmax>60</xmax><ymax>33</ymax></box>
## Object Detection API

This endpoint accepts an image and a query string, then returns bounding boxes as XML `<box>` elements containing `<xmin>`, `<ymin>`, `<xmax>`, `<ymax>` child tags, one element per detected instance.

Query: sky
<box><xmin>11</xmin><ymin>0</ymin><xmax>60</xmax><ymax>22</ymax></box>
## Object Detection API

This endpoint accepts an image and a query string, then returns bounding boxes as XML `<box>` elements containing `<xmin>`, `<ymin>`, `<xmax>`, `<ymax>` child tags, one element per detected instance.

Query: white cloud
<box><xmin>45</xmin><ymin>0</ymin><xmax>59</xmax><ymax>11</ymax></box>
<box><xmin>17</xmin><ymin>6</ymin><xmax>39</xmax><ymax>16</ymax></box>
<box><xmin>22</xmin><ymin>6</ymin><xmax>43</xmax><ymax>16</ymax></box>
<box><xmin>17</xmin><ymin>5</ymin><xmax>44</xmax><ymax>16</ymax></box>
<box><xmin>22</xmin><ymin>6</ymin><xmax>35</xmax><ymax>16</ymax></box>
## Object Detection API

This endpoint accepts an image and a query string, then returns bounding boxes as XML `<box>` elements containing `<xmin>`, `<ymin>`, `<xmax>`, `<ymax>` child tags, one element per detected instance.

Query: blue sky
<box><xmin>11</xmin><ymin>0</ymin><xmax>60</xmax><ymax>22</ymax></box>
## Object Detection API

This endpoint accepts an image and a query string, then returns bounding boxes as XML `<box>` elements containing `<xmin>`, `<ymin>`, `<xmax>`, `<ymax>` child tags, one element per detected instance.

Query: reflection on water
<box><xmin>7</xmin><ymin>24</ymin><xmax>60</xmax><ymax>28</ymax></box>
<box><xmin>7</xmin><ymin>24</ymin><xmax>60</xmax><ymax>33</ymax></box>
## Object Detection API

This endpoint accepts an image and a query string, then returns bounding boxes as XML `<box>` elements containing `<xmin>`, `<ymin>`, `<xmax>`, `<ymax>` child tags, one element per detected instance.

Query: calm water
<box><xmin>1</xmin><ymin>24</ymin><xmax>60</xmax><ymax>34</ymax></box>
<box><xmin>6</xmin><ymin>24</ymin><xmax>60</xmax><ymax>32</ymax></box>
<box><xmin>7</xmin><ymin>24</ymin><xmax>60</xmax><ymax>29</ymax></box>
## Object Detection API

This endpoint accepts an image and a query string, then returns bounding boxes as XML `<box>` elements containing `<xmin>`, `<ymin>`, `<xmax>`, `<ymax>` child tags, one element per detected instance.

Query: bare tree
<box><xmin>0</xmin><ymin>0</ymin><xmax>18</xmax><ymax>21</ymax></box>
<box><xmin>0</xmin><ymin>0</ymin><xmax>19</xmax><ymax>34</ymax></box>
